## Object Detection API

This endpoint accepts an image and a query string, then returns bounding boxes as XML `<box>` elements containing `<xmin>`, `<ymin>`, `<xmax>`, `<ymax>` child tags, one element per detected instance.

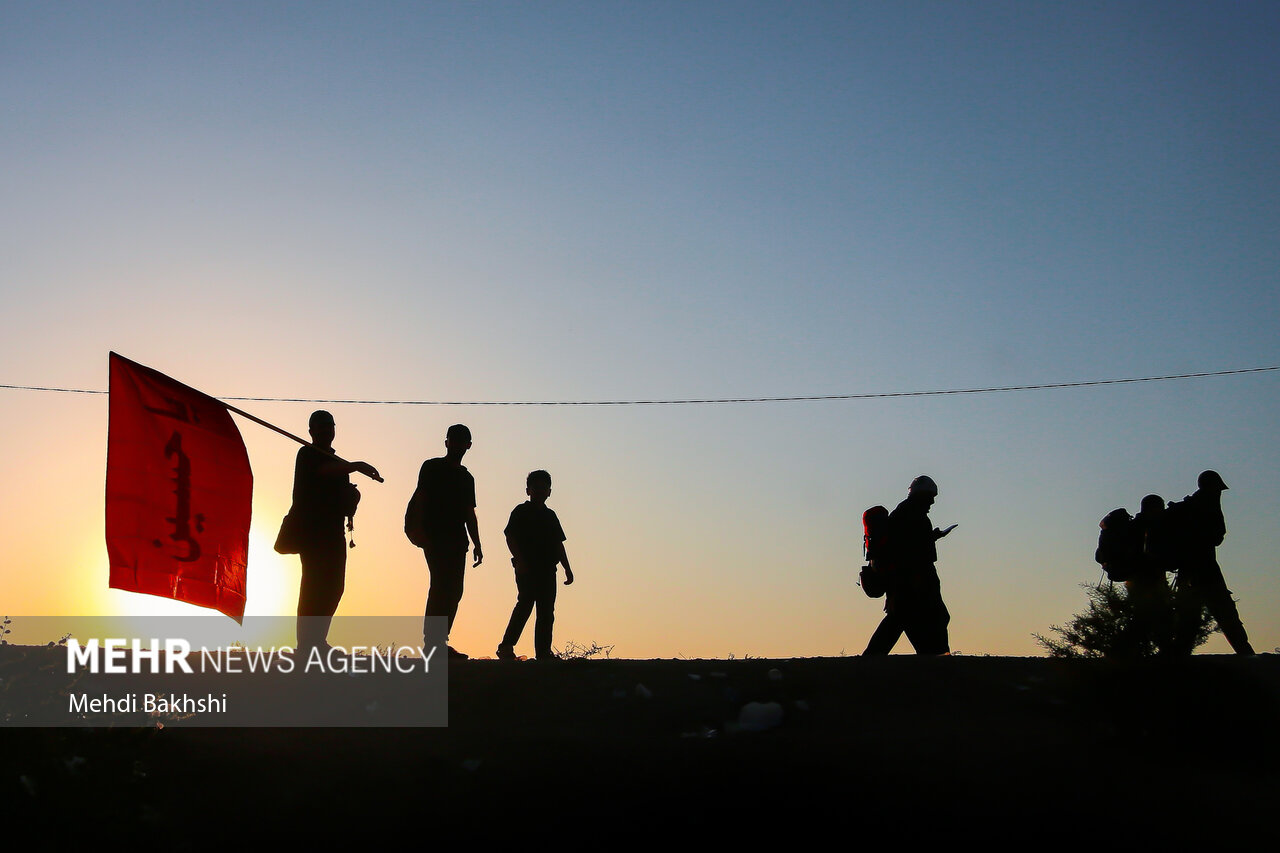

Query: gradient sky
<box><xmin>3</xmin><ymin>1</ymin><xmax>1278</xmax><ymax>656</ymax></box>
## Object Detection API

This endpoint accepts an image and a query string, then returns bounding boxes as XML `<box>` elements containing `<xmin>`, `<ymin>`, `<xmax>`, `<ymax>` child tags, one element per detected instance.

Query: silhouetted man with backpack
<box><xmin>863</xmin><ymin>475</ymin><xmax>956</xmax><ymax>656</ymax></box>
<box><xmin>1171</xmin><ymin>470</ymin><xmax>1254</xmax><ymax>655</ymax></box>
<box><xmin>1129</xmin><ymin>494</ymin><xmax>1175</xmax><ymax>654</ymax></box>
<box><xmin>406</xmin><ymin>424</ymin><xmax>483</xmax><ymax>660</ymax></box>
<box><xmin>1095</xmin><ymin>495</ymin><xmax>1175</xmax><ymax>656</ymax></box>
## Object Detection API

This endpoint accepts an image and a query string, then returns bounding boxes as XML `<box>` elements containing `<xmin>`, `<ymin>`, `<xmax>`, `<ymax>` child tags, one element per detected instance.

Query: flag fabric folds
<box><xmin>106</xmin><ymin>353</ymin><xmax>253</xmax><ymax>622</ymax></box>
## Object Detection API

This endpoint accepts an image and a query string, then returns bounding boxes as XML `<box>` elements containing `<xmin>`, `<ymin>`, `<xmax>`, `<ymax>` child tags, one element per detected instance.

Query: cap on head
<box><xmin>446</xmin><ymin>424</ymin><xmax>472</xmax><ymax>443</ymax></box>
<box><xmin>909</xmin><ymin>475</ymin><xmax>938</xmax><ymax>496</ymax></box>
<box><xmin>1198</xmin><ymin>470</ymin><xmax>1228</xmax><ymax>491</ymax></box>
<box><xmin>309</xmin><ymin>410</ymin><xmax>335</xmax><ymax>429</ymax></box>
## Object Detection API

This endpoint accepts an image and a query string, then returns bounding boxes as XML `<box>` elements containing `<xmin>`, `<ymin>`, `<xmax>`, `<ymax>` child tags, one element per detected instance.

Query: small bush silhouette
<box><xmin>1035</xmin><ymin>581</ymin><xmax>1215</xmax><ymax>659</ymax></box>
<box><xmin>556</xmin><ymin>640</ymin><xmax>614</xmax><ymax>660</ymax></box>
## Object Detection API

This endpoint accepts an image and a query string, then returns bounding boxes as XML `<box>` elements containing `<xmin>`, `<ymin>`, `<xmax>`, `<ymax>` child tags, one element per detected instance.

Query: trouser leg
<box><xmin>1126</xmin><ymin>577</ymin><xmax>1174</xmax><ymax>655</ymax></box>
<box><xmin>901</xmin><ymin>571</ymin><xmax>950</xmax><ymax>655</ymax></box>
<box><xmin>501</xmin><ymin>572</ymin><xmax>537</xmax><ymax>649</ymax></box>
<box><xmin>424</xmin><ymin>548</ymin><xmax>467</xmax><ymax>641</ymax></box>
<box><xmin>903</xmin><ymin>599</ymin><xmax>951</xmax><ymax>655</ymax></box>
<box><xmin>1171</xmin><ymin>578</ymin><xmax>1205</xmax><ymax>656</ymax></box>
<box><xmin>297</xmin><ymin>534</ymin><xmax>347</xmax><ymax>650</ymax></box>
<box><xmin>1213</xmin><ymin>603</ymin><xmax>1254</xmax><ymax>655</ymax></box>
<box><xmin>864</xmin><ymin>611</ymin><xmax>904</xmax><ymax>655</ymax></box>
<box><xmin>1176</xmin><ymin>565</ymin><xmax>1254</xmax><ymax>655</ymax></box>
<box><xmin>1198</xmin><ymin>566</ymin><xmax>1254</xmax><ymax>655</ymax></box>
<box><xmin>533</xmin><ymin>571</ymin><xmax>558</xmax><ymax>659</ymax></box>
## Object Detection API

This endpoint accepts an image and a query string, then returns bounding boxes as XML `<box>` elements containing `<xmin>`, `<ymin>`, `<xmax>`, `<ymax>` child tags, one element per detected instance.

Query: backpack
<box><xmin>1156</xmin><ymin>498</ymin><xmax>1201</xmax><ymax>567</ymax></box>
<box><xmin>1095</xmin><ymin>508</ymin><xmax>1136</xmax><ymax>582</ymax></box>
<box><xmin>859</xmin><ymin>505</ymin><xmax>891</xmax><ymax>598</ymax></box>
<box><xmin>404</xmin><ymin>487</ymin><xmax>428</xmax><ymax>548</ymax></box>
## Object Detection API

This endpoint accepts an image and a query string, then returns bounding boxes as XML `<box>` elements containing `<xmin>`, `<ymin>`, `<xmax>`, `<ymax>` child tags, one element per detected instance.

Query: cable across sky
<box><xmin>2</xmin><ymin>366</ymin><xmax>1277</xmax><ymax>406</ymax></box>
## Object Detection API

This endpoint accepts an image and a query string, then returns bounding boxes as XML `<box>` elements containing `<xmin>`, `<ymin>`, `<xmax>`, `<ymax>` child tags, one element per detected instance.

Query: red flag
<box><xmin>106</xmin><ymin>353</ymin><xmax>253</xmax><ymax>622</ymax></box>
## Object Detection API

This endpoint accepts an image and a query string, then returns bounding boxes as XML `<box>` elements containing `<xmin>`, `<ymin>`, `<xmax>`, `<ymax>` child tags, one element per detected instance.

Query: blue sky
<box><xmin>2</xmin><ymin>2</ymin><xmax>1278</xmax><ymax>656</ymax></box>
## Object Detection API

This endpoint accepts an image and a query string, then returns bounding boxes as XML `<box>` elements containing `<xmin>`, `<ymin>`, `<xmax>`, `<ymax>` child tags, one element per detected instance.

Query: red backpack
<box><xmin>859</xmin><ymin>505</ymin><xmax>891</xmax><ymax>598</ymax></box>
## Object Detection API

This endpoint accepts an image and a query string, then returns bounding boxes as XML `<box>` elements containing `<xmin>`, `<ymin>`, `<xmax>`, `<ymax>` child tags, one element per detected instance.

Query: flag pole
<box><xmin>221</xmin><ymin>401</ymin><xmax>384</xmax><ymax>482</ymax></box>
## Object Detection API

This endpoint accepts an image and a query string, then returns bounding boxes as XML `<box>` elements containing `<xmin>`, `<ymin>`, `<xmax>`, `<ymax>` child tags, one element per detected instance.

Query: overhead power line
<box><xmin>2</xmin><ymin>366</ymin><xmax>1277</xmax><ymax>406</ymax></box>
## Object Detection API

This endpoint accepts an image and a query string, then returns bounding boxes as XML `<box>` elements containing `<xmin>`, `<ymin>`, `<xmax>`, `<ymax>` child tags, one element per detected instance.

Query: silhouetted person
<box><xmin>496</xmin><ymin>470</ymin><xmax>574</xmax><ymax>662</ymax></box>
<box><xmin>1172</xmin><ymin>470</ymin><xmax>1254</xmax><ymax>655</ymax></box>
<box><xmin>291</xmin><ymin>410</ymin><xmax>380</xmax><ymax>652</ymax></box>
<box><xmin>408</xmin><ymin>424</ymin><xmax>483</xmax><ymax>659</ymax></box>
<box><xmin>1128</xmin><ymin>494</ymin><xmax>1174</xmax><ymax>654</ymax></box>
<box><xmin>863</xmin><ymin>475</ymin><xmax>955</xmax><ymax>656</ymax></box>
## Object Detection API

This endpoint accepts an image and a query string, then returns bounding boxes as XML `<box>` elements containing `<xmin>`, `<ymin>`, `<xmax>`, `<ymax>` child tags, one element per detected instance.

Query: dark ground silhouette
<box><xmin>3</xmin><ymin>649</ymin><xmax>1278</xmax><ymax>845</ymax></box>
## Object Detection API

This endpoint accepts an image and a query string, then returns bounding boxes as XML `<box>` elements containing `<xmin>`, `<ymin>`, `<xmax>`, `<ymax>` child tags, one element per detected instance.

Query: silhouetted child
<box><xmin>496</xmin><ymin>470</ymin><xmax>574</xmax><ymax>661</ymax></box>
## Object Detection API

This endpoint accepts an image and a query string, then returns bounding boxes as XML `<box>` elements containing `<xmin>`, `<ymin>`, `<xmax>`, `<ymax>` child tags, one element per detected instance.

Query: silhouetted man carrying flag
<box><xmin>407</xmin><ymin>424</ymin><xmax>483</xmax><ymax>660</ymax></box>
<box><xmin>284</xmin><ymin>410</ymin><xmax>381</xmax><ymax>653</ymax></box>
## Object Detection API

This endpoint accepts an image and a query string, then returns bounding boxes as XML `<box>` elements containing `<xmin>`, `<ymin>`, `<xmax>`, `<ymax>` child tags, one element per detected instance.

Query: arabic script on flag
<box><xmin>106</xmin><ymin>353</ymin><xmax>253</xmax><ymax>622</ymax></box>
